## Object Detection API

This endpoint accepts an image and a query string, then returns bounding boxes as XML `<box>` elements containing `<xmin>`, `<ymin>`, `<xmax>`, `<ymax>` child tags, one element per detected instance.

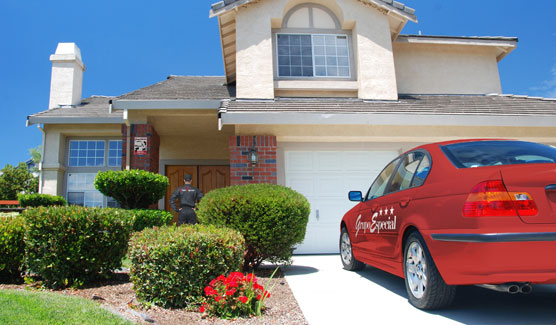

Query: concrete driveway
<box><xmin>284</xmin><ymin>255</ymin><xmax>556</xmax><ymax>325</ymax></box>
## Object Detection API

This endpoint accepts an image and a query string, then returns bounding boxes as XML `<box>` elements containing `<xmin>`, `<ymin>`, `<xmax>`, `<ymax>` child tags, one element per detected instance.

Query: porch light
<box><xmin>248</xmin><ymin>147</ymin><xmax>258</xmax><ymax>166</ymax></box>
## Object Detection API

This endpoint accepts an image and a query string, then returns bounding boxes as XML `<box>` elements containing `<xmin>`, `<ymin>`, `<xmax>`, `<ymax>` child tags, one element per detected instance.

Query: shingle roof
<box><xmin>118</xmin><ymin>76</ymin><xmax>235</xmax><ymax>100</ymax></box>
<box><xmin>211</xmin><ymin>0</ymin><xmax>417</xmax><ymax>22</ymax></box>
<box><xmin>29</xmin><ymin>96</ymin><xmax>121</xmax><ymax>119</ymax></box>
<box><xmin>222</xmin><ymin>94</ymin><xmax>556</xmax><ymax>116</ymax></box>
<box><xmin>27</xmin><ymin>76</ymin><xmax>236</xmax><ymax>124</ymax></box>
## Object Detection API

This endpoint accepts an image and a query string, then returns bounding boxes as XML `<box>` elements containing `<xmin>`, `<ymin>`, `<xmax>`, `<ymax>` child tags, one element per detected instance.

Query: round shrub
<box><xmin>0</xmin><ymin>215</ymin><xmax>26</xmax><ymax>282</ymax></box>
<box><xmin>18</xmin><ymin>193</ymin><xmax>67</xmax><ymax>207</ymax></box>
<box><xmin>197</xmin><ymin>184</ymin><xmax>310</xmax><ymax>270</ymax></box>
<box><xmin>23</xmin><ymin>206</ymin><xmax>133</xmax><ymax>288</ymax></box>
<box><xmin>94</xmin><ymin>170</ymin><xmax>169</xmax><ymax>209</ymax></box>
<box><xmin>129</xmin><ymin>224</ymin><xmax>244</xmax><ymax>308</ymax></box>
<box><xmin>130</xmin><ymin>209</ymin><xmax>173</xmax><ymax>232</ymax></box>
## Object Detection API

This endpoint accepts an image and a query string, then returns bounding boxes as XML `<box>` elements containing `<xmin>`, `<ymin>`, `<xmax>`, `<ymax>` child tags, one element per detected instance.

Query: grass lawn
<box><xmin>0</xmin><ymin>289</ymin><xmax>132</xmax><ymax>325</ymax></box>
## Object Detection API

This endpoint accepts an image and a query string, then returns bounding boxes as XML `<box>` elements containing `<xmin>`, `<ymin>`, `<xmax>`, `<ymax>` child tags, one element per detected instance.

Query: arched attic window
<box><xmin>275</xmin><ymin>4</ymin><xmax>352</xmax><ymax>79</ymax></box>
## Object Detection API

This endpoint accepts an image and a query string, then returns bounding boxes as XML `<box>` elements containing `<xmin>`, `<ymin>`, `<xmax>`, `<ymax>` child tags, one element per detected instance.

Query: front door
<box><xmin>165</xmin><ymin>165</ymin><xmax>230</xmax><ymax>222</ymax></box>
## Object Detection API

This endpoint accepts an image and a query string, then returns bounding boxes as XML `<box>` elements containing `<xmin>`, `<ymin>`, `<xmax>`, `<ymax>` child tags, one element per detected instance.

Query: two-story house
<box><xmin>27</xmin><ymin>0</ymin><xmax>556</xmax><ymax>253</ymax></box>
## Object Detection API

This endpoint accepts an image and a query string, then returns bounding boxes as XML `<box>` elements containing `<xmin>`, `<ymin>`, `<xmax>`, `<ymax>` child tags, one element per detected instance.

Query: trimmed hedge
<box><xmin>130</xmin><ymin>209</ymin><xmax>173</xmax><ymax>232</ymax></box>
<box><xmin>18</xmin><ymin>193</ymin><xmax>67</xmax><ymax>207</ymax></box>
<box><xmin>129</xmin><ymin>224</ymin><xmax>245</xmax><ymax>308</ymax></box>
<box><xmin>94</xmin><ymin>170</ymin><xmax>169</xmax><ymax>209</ymax></box>
<box><xmin>23</xmin><ymin>206</ymin><xmax>133</xmax><ymax>288</ymax></box>
<box><xmin>0</xmin><ymin>215</ymin><xmax>26</xmax><ymax>281</ymax></box>
<box><xmin>197</xmin><ymin>184</ymin><xmax>310</xmax><ymax>270</ymax></box>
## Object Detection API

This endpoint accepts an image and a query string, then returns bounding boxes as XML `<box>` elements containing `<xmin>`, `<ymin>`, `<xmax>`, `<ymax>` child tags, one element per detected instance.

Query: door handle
<box><xmin>399</xmin><ymin>197</ymin><xmax>411</xmax><ymax>208</ymax></box>
<box><xmin>370</xmin><ymin>204</ymin><xmax>379</xmax><ymax>213</ymax></box>
<box><xmin>316</xmin><ymin>209</ymin><xmax>320</xmax><ymax>221</ymax></box>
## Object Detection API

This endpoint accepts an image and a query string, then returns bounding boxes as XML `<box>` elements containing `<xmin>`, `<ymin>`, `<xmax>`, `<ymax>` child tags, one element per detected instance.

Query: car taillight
<box><xmin>463</xmin><ymin>180</ymin><xmax>538</xmax><ymax>217</ymax></box>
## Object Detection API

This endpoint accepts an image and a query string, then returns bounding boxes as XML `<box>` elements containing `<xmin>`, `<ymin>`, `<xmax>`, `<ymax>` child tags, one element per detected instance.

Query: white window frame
<box><xmin>275</xmin><ymin>33</ymin><xmax>352</xmax><ymax>79</ymax></box>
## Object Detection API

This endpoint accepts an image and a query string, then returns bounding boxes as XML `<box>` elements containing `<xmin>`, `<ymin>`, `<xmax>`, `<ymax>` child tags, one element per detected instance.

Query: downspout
<box><xmin>123</xmin><ymin>109</ymin><xmax>131</xmax><ymax>170</ymax></box>
<box><xmin>37</xmin><ymin>125</ymin><xmax>46</xmax><ymax>194</ymax></box>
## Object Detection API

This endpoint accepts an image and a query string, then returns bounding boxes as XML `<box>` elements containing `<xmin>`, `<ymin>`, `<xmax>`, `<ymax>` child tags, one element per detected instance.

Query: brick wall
<box><xmin>121</xmin><ymin>124</ymin><xmax>160</xmax><ymax>173</ymax></box>
<box><xmin>229</xmin><ymin>135</ymin><xmax>277</xmax><ymax>185</ymax></box>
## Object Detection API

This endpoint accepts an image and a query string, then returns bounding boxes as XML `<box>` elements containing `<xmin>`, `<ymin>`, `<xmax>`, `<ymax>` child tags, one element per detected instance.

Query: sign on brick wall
<box><xmin>134</xmin><ymin>137</ymin><xmax>148</xmax><ymax>155</ymax></box>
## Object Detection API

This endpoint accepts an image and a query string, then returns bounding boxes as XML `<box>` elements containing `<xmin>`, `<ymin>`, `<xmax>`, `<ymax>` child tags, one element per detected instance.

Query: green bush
<box><xmin>18</xmin><ymin>193</ymin><xmax>67</xmax><ymax>207</ymax></box>
<box><xmin>23</xmin><ymin>206</ymin><xmax>133</xmax><ymax>288</ymax></box>
<box><xmin>0</xmin><ymin>215</ymin><xmax>26</xmax><ymax>282</ymax></box>
<box><xmin>94</xmin><ymin>170</ymin><xmax>169</xmax><ymax>209</ymax></box>
<box><xmin>129</xmin><ymin>224</ymin><xmax>244</xmax><ymax>308</ymax></box>
<box><xmin>130</xmin><ymin>209</ymin><xmax>173</xmax><ymax>232</ymax></box>
<box><xmin>197</xmin><ymin>184</ymin><xmax>310</xmax><ymax>270</ymax></box>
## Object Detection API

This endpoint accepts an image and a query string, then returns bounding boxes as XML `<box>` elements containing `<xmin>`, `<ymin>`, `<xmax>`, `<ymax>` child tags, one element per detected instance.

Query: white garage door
<box><xmin>286</xmin><ymin>150</ymin><xmax>399</xmax><ymax>254</ymax></box>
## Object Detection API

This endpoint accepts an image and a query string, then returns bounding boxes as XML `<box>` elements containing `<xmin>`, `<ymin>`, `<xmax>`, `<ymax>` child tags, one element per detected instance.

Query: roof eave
<box><xmin>112</xmin><ymin>99</ymin><xmax>223</xmax><ymax>110</ymax></box>
<box><xmin>27</xmin><ymin>116</ymin><xmax>124</xmax><ymax>126</ymax></box>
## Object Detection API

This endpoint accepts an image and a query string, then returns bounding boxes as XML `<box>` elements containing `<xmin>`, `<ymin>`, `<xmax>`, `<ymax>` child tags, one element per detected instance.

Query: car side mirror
<box><xmin>348</xmin><ymin>191</ymin><xmax>363</xmax><ymax>202</ymax></box>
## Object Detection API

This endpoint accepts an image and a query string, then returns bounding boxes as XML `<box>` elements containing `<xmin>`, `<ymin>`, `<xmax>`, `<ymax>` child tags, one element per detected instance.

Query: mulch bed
<box><xmin>0</xmin><ymin>268</ymin><xmax>308</xmax><ymax>324</ymax></box>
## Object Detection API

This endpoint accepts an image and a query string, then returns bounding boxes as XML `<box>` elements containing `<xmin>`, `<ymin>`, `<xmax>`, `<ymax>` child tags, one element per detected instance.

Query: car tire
<box><xmin>404</xmin><ymin>231</ymin><xmax>456</xmax><ymax>309</ymax></box>
<box><xmin>340</xmin><ymin>227</ymin><xmax>364</xmax><ymax>271</ymax></box>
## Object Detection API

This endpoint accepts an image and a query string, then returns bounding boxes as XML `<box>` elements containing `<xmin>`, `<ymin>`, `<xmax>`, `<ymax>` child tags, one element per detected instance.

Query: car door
<box><xmin>356</xmin><ymin>157</ymin><xmax>401</xmax><ymax>257</ymax></box>
<box><xmin>374</xmin><ymin>151</ymin><xmax>431</xmax><ymax>258</ymax></box>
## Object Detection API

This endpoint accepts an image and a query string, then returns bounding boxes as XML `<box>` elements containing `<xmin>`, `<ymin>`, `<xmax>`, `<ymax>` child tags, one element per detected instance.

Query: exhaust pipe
<box><xmin>520</xmin><ymin>283</ymin><xmax>533</xmax><ymax>294</ymax></box>
<box><xmin>476</xmin><ymin>283</ymin><xmax>520</xmax><ymax>294</ymax></box>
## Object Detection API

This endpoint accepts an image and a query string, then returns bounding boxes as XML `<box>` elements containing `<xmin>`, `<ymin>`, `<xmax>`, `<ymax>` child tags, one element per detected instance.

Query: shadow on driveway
<box><xmin>355</xmin><ymin>263</ymin><xmax>556</xmax><ymax>324</ymax></box>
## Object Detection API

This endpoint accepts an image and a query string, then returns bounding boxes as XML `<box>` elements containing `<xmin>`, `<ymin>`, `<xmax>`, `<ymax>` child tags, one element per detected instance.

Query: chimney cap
<box><xmin>50</xmin><ymin>42</ymin><xmax>85</xmax><ymax>70</ymax></box>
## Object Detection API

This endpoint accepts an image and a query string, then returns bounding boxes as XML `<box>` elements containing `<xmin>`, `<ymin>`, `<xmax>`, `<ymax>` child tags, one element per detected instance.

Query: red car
<box><xmin>339</xmin><ymin>139</ymin><xmax>556</xmax><ymax>309</ymax></box>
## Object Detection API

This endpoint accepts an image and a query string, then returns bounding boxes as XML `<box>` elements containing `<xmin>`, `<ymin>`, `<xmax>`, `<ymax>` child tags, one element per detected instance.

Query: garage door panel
<box><xmin>286</xmin><ymin>149</ymin><xmax>399</xmax><ymax>254</ymax></box>
<box><xmin>286</xmin><ymin>152</ymin><xmax>314</xmax><ymax>171</ymax></box>
<box><xmin>316</xmin><ymin>152</ymin><xmax>343</xmax><ymax>171</ymax></box>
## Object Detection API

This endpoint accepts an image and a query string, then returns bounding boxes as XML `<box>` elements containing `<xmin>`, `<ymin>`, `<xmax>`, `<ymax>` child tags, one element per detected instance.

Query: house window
<box><xmin>277</xmin><ymin>34</ymin><xmax>350</xmax><ymax>77</ymax></box>
<box><xmin>66</xmin><ymin>139</ymin><xmax>122</xmax><ymax>208</ymax></box>
<box><xmin>275</xmin><ymin>4</ymin><xmax>353</xmax><ymax>79</ymax></box>
<box><xmin>67</xmin><ymin>173</ymin><xmax>104</xmax><ymax>207</ymax></box>
<box><xmin>108</xmin><ymin>140</ymin><xmax>122</xmax><ymax>167</ymax></box>
<box><xmin>69</xmin><ymin>140</ymin><xmax>105</xmax><ymax>167</ymax></box>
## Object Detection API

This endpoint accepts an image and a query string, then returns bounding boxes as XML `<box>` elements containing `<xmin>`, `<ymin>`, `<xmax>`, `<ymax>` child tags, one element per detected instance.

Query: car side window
<box><xmin>411</xmin><ymin>154</ymin><xmax>431</xmax><ymax>187</ymax></box>
<box><xmin>386</xmin><ymin>152</ymin><xmax>425</xmax><ymax>194</ymax></box>
<box><xmin>366</xmin><ymin>157</ymin><xmax>400</xmax><ymax>200</ymax></box>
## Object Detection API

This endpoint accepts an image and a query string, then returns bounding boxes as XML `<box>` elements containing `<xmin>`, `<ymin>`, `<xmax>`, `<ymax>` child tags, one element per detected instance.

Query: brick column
<box><xmin>229</xmin><ymin>136</ymin><xmax>277</xmax><ymax>185</ymax></box>
<box><xmin>121</xmin><ymin>124</ymin><xmax>160</xmax><ymax>173</ymax></box>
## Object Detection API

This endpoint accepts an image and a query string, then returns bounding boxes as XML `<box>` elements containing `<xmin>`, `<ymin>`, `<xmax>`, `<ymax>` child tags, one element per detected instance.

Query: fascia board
<box><xmin>27</xmin><ymin>116</ymin><xmax>124</xmax><ymax>126</ymax></box>
<box><xmin>112</xmin><ymin>100</ymin><xmax>222</xmax><ymax>110</ymax></box>
<box><xmin>396</xmin><ymin>36</ymin><xmax>518</xmax><ymax>49</ymax></box>
<box><xmin>220</xmin><ymin>112</ymin><xmax>556</xmax><ymax>127</ymax></box>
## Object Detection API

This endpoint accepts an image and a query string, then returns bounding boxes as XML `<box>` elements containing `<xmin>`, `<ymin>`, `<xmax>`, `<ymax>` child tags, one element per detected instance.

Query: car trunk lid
<box><xmin>501</xmin><ymin>164</ymin><xmax>556</xmax><ymax>224</ymax></box>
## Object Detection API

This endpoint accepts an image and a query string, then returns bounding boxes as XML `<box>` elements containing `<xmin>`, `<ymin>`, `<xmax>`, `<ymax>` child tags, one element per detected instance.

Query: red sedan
<box><xmin>339</xmin><ymin>139</ymin><xmax>556</xmax><ymax>309</ymax></box>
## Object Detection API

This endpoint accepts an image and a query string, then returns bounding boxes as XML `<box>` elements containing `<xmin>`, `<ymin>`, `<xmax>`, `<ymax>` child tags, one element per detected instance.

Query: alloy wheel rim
<box><xmin>340</xmin><ymin>232</ymin><xmax>353</xmax><ymax>265</ymax></box>
<box><xmin>406</xmin><ymin>241</ymin><xmax>427</xmax><ymax>299</ymax></box>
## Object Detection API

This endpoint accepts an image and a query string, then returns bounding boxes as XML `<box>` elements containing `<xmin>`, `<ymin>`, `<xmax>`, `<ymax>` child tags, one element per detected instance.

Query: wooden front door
<box><xmin>165</xmin><ymin>165</ymin><xmax>230</xmax><ymax>221</ymax></box>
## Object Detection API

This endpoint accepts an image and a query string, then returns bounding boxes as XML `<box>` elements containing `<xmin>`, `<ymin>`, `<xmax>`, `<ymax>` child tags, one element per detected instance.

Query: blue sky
<box><xmin>0</xmin><ymin>0</ymin><xmax>555</xmax><ymax>168</ymax></box>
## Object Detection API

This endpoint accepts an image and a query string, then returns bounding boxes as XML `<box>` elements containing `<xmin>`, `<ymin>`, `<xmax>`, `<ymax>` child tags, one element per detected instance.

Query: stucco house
<box><xmin>27</xmin><ymin>0</ymin><xmax>556</xmax><ymax>254</ymax></box>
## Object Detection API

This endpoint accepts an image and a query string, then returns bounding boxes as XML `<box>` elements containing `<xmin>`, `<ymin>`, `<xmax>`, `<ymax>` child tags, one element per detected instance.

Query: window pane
<box><xmin>301</xmin><ymin>46</ymin><xmax>312</xmax><ymax>55</ymax></box>
<box><xmin>69</xmin><ymin>140</ymin><xmax>105</xmax><ymax>167</ymax></box>
<box><xmin>338</xmin><ymin>67</ymin><xmax>350</xmax><ymax>77</ymax></box>
<box><xmin>279</xmin><ymin>66</ymin><xmax>291</xmax><ymax>76</ymax></box>
<box><xmin>411</xmin><ymin>155</ymin><xmax>431</xmax><ymax>187</ymax></box>
<box><xmin>314</xmin><ymin>46</ymin><xmax>325</xmax><ymax>55</ymax></box>
<box><xmin>366</xmin><ymin>158</ymin><xmax>400</xmax><ymax>200</ymax></box>
<box><xmin>108</xmin><ymin>140</ymin><xmax>122</xmax><ymax>167</ymax></box>
<box><xmin>300</xmin><ymin>35</ymin><xmax>311</xmax><ymax>45</ymax></box>
<box><xmin>313</xmin><ymin>35</ymin><xmax>325</xmax><ymax>45</ymax></box>
<box><xmin>291</xmin><ymin>55</ymin><xmax>301</xmax><ymax>65</ymax></box>
<box><xmin>291</xmin><ymin>66</ymin><xmax>302</xmax><ymax>76</ymax></box>
<box><xmin>315</xmin><ymin>66</ymin><xmax>326</xmax><ymax>76</ymax></box>
<box><xmin>302</xmin><ymin>67</ymin><xmax>313</xmax><ymax>76</ymax></box>
<box><xmin>278</xmin><ymin>55</ymin><xmax>290</xmax><ymax>65</ymax></box>
<box><xmin>388</xmin><ymin>152</ymin><xmax>425</xmax><ymax>193</ymax></box>
<box><xmin>277</xmin><ymin>34</ymin><xmax>289</xmax><ymax>45</ymax></box>
<box><xmin>67</xmin><ymin>192</ymin><xmax>84</xmax><ymax>206</ymax></box>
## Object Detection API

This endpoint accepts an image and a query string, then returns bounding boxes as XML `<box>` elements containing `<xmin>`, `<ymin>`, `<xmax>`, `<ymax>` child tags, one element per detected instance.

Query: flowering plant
<box><xmin>199</xmin><ymin>269</ymin><xmax>277</xmax><ymax>319</ymax></box>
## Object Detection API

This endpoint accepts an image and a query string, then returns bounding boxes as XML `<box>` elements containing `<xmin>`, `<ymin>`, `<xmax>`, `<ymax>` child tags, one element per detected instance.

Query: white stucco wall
<box><xmin>393</xmin><ymin>42</ymin><xmax>502</xmax><ymax>94</ymax></box>
<box><xmin>234</xmin><ymin>0</ymin><xmax>398</xmax><ymax>100</ymax></box>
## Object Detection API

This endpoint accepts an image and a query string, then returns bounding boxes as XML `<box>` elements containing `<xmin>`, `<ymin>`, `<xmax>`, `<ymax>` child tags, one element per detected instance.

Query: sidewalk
<box><xmin>284</xmin><ymin>255</ymin><xmax>556</xmax><ymax>325</ymax></box>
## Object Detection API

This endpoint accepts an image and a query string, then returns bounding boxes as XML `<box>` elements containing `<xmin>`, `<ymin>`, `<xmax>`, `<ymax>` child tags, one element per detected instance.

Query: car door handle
<box><xmin>400</xmin><ymin>197</ymin><xmax>411</xmax><ymax>208</ymax></box>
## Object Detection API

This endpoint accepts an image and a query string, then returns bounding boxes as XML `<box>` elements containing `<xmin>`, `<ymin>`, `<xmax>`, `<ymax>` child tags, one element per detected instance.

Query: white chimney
<box><xmin>48</xmin><ymin>43</ymin><xmax>86</xmax><ymax>109</ymax></box>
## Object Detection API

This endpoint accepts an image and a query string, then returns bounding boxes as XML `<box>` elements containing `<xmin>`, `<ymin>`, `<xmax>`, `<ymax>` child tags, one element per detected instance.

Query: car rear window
<box><xmin>441</xmin><ymin>141</ymin><xmax>556</xmax><ymax>168</ymax></box>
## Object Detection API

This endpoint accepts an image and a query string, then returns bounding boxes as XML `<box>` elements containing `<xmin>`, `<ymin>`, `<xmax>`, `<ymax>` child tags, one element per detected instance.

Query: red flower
<box><xmin>209</xmin><ymin>279</ymin><xmax>217</xmax><ymax>287</ymax></box>
<box><xmin>204</xmin><ymin>286</ymin><xmax>217</xmax><ymax>296</ymax></box>
<box><xmin>215</xmin><ymin>296</ymin><xmax>222</xmax><ymax>302</ymax></box>
<box><xmin>217</xmin><ymin>275</ymin><xmax>226</xmax><ymax>282</ymax></box>
<box><xmin>253</xmin><ymin>283</ymin><xmax>264</xmax><ymax>291</ymax></box>
<box><xmin>228</xmin><ymin>280</ymin><xmax>238</xmax><ymax>288</ymax></box>
<box><xmin>239</xmin><ymin>296</ymin><xmax>248</xmax><ymax>304</ymax></box>
<box><xmin>226</xmin><ymin>289</ymin><xmax>236</xmax><ymax>296</ymax></box>
<box><xmin>256</xmin><ymin>294</ymin><xmax>261</xmax><ymax>300</ymax></box>
<box><xmin>199</xmin><ymin>306</ymin><xmax>206</xmax><ymax>313</ymax></box>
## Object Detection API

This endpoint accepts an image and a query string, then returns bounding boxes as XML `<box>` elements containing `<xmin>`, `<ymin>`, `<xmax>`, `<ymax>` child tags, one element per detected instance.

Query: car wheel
<box><xmin>404</xmin><ymin>231</ymin><xmax>456</xmax><ymax>309</ymax></box>
<box><xmin>340</xmin><ymin>227</ymin><xmax>364</xmax><ymax>271</ymax></box>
